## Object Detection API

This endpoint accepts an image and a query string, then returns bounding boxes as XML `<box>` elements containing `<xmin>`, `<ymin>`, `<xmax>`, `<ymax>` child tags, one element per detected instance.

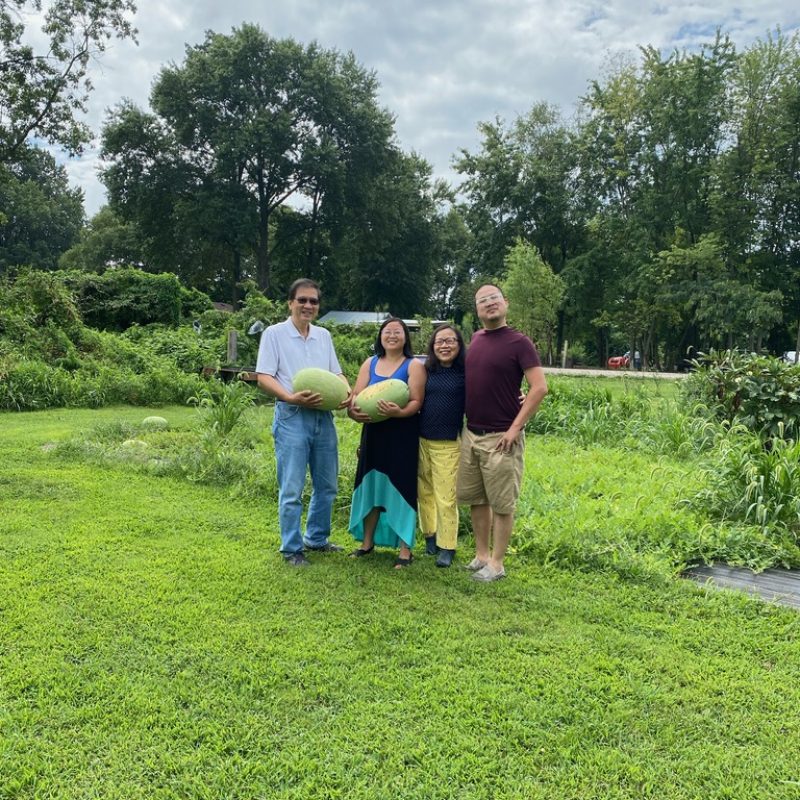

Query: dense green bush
<box><xmin>0</xmin><ymin>355</ymin><xmax>205</xmax><ymax>410</ymax></box>
<box><xmin>0</xmin><ymin>270</ymin><xmax>218</xmax><ymax>409</ymax></box>
<box><xmin>121</xmin><ymin>324</ymin><xmax>218</xmax><ymax>374</ymax></box>
<box><xmin>59</xmin><ymin>268</ymin><xmax>187</xmax><ymax>330</ymax></box>
<box><xmin>527</xmin><ymin>377</ymin><xmax>654</xmax><ymax>448</ymax></box>
<box><xmin>682</xmin><ymin>349</ymin><xmax>800</xmax><ymax>439</ymax></box>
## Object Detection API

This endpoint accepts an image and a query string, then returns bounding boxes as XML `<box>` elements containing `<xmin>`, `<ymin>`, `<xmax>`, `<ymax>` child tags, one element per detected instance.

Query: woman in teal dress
<box><xmin>347</xmin><ymin>317</ymin><xmax>426</xmax><ymax>568</ymax></box>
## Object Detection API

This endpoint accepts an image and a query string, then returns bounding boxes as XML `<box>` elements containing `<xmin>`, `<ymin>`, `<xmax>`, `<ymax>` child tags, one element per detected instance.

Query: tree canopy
<box><xmin>100</xmin><ymin>24</ymin><xmax>443</xmax><ymax>309</ymax></box>
<box><xmin>0</xmin><ymin>0</ymin><xmax>137</xmax><ymax>164</ymax></box>
<box><xmin>3</xmin><ymin>20</ymin><xmax>799</xmax><ymax>364</ymax></box>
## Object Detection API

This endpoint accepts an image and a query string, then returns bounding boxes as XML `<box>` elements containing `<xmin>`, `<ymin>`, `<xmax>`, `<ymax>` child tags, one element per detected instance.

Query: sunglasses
<box><xmin>294</xmin><ymin>296</ymin><xmax>320</xmax><ymax>306</ymax></box>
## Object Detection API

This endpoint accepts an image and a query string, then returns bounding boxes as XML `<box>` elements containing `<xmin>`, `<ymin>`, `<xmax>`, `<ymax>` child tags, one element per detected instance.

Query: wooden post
<box><xmin>562</xmin><ymin>339</ymin><xmax>568</xmax><ymax>368</ymax></box>
<box><xmin>227</xmin><ymin>330</ymin><xmax>238</xmax><ymax>364</ymax></box>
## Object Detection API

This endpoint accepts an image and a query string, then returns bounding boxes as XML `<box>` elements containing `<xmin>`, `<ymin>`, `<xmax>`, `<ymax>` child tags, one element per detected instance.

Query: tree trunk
<box><xmin>795</xmin><ymin>316</ymin><xmax>800</xmax><ymax>364</ymax></box>
<box><xmin>256</xmin><ymin>162</ymin><xmax>270</xmax><ymax>292</ymax></box>
<box><xmin>597</xmin><ymin>329</ymin><xmax>606</xmax><ymax>368</ymax></box>
<box><xmin>230</xmin><ymin>250</ymin><xmax>242</xmax><ymax>306</ymax></box>
<box><xmin>307</xmin><ymin>189</ymin><xmax>320</xmax><ymax>273</ymax></box>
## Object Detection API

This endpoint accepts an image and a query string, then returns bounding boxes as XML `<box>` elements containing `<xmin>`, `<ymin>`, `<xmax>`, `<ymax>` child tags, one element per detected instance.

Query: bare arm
<box><xmin>496</xmin><ymin>366</ymin><xmax>548</xmax><ymax>452</ymax></box>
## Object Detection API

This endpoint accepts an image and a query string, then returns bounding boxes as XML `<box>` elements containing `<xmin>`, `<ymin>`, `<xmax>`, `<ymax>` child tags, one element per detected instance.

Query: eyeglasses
<box><xmin>294</xmin><ymin>296</ymin><xmax>319</xmax><ymax>306</ymax></box>
<box><xmin>476</xmin><ymin>292</ymin><xmax>502</xmax><ymax>307</ymax></box>
<box><xmin>434</xmin><ymin>337</ymin><xmax>458</xmax><ymax>346</ymax></box>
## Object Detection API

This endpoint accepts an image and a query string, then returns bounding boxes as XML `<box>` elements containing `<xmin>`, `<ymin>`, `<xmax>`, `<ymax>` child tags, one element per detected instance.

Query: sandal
<box><xmin>350</xmin><ymin>545</ymin><xmax>374</xmax><ymax>558</ymax></box>
<box><xmin>393</xmin><ymin>553</ymin><xmax>414</xmax><ymax>569</ymax></box>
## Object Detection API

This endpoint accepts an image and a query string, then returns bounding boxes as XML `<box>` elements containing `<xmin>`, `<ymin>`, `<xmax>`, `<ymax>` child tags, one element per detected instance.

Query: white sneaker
<box><xmin>471</xmin><ymin>564</ymin><xmax>506</xmax><ymax>582</ymax></box>
<box><xmin>464</xmin><ymin>557</ymin><xmax>488</xmax><ymax>572</ymax></box>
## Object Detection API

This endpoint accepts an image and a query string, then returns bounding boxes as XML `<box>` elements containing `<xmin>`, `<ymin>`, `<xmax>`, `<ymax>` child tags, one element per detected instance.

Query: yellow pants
<box><xmin>418</xmin><ymin>437</ymin><xmax>461</xmax><ymax>550</ymax></box>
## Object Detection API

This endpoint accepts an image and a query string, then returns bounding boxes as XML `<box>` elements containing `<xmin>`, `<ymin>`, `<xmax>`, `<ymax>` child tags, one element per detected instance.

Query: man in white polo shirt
<box><xmin>256</xmin><ymin>278</ymin><xmax>351</xmax><ymax>566</ymax></box>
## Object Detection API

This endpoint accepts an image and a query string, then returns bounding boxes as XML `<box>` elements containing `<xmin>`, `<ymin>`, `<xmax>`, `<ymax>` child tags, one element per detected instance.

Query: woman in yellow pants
<box><xmin>418</xmin><ymin>325</ymin><xmax>466</xmax><ymax>567</ymax></box>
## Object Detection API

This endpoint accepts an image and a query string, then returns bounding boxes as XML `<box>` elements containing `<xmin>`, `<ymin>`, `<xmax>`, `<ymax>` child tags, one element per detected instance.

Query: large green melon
<box><xmin>292</xmin><ymin>367</ymin><xmax>349</xmax><ymax>410</ymax></box>
<box><xmin>355</xmin><ymin>379</ymin><xmax>410</xmax><ymax>422</ymax></box>
<box><xmin>141</xmin><ymin>416</ymin><xmax>169</xmax><ymax>429</ymax></box>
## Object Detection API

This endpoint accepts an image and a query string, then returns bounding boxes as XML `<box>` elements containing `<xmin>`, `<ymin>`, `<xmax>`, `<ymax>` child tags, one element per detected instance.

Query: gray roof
<box><xmin>317</xmin><ymin>310</ymin><xmax>391</xmax><ymax>325</ymax></box>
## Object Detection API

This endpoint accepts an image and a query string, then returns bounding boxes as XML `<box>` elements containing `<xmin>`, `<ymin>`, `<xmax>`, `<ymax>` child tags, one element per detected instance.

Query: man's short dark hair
<box><xmin>288</xmin><ymin>278</ymin><xmax>320</xmax><ymax>301</ymax></box>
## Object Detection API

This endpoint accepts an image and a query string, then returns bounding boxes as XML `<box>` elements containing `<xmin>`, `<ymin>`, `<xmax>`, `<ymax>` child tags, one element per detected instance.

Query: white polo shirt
<box><xmin>255</xmin><ymin>318</ymin><xmax>342</xmax><ymax>394</ymax></box>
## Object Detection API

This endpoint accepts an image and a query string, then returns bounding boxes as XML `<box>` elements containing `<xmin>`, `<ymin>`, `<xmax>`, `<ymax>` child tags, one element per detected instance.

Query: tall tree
<box><xmin>573</xmin><ymin>33</ymin><xmax>742</xmax><ymax>365</ymax></box>
<box><xmin>0</xmin><ymin>144</ymin><xmax>83</xmax><ymax>271</ymax></box>
<box><xmin>335</xmin><ymin>149</ymin><xmax>442</xmax><ymax>317</ymax></box>
<box><xmin>101</xmin><ymin>25</ymin><xmax>398</xmax><ymax>299</ymax></box>
<box><xmin>0</xmin><ymin>0</ymin><xmax>136</xmax><ymax>164</ymax></box>
<box><xmin>58</xmin><ymin>206</ymin><xmax>144</xmax><ymax>271</ymax></box>
<box><xmin>149</xmin><ymin>24</ymin><xmax>394</xmax><ymax>293</ymax></box>
<box><xmin>714</xmin><ymin>31</ymin><xmax>800</xmax><ymax>351</ymax></box>
<box><xmin>454</xmin><ymin>103</ymin><xmax>586</xmax><ymax>280</ymax></box>
<box><xmin>502</xmin><ymin>239</ymin><xmax>565</xmax><ymax>363</ymax></box>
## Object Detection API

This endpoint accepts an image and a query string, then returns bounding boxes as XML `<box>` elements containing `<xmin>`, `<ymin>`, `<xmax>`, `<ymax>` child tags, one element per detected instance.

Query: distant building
<box><xmin>318</xmin><ymin>310</ymin><xmax>392</xmax><ymax>326</ymax></box>
<box><xmin>318</xmin><ymin>310</ymin><xmax>427</xmax><ymax>330</ymax></box>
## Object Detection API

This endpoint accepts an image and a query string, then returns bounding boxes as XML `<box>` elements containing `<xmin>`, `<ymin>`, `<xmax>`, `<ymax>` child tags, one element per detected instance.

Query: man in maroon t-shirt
<box><xmin>457</xmin><ymin>285</ymin><xmax>548</xmax><ymax>582</ymax></box>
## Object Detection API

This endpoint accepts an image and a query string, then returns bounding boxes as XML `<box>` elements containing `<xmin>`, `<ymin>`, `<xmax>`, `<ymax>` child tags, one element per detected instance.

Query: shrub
<box><xmin>691</xmin><ymin>424</ymin><xmax>800</xmax><ymax>539</ymax></box>
<box><xmin>2</xmin><ymin>268</ymin><xmax>82</xmax><ymax>328</ymax></box>
<box><xmin>122</xmin><ymin>324</ymin><xmax>217</xmax><ymax>374</ymax></box>
<box><xmin>59</xmin><ymin>267</ymin><xmax>184</xmax><ymax>330</ymax></box>
<box><xmin>325</xmin><ymin>323</ymin><xmax>375</xmax><ymax>383</ymax></box>
<box><xmin>682</xmin><ymin>349</ymin><xmax>800</xmax><ymax>439</ymax></box>
<box><xmin>0</xmin><ymin>357</ymin><xmax>204</xmax><ymax>410</ymax></box>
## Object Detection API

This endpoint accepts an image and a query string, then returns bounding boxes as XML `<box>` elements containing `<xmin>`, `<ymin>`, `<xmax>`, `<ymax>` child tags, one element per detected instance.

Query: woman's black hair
<box><xmin>374</xmin><ymin>316</ymin><xmax>414</xmax><ymax>358</ymax></box>
<box><xmin>425</xmin><ymin>324</ymin><xmax>465</xmax><ymax>372</ymax></box>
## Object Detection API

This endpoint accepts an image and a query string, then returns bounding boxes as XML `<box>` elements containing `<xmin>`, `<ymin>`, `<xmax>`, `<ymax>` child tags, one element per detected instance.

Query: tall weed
<box><xmin>691</xmin><ymin>424</ymin><xmax>800</xmax><ymax>539</ymax></box>
<box><xmin>189</xmin><ymin>378</ymin><xmax>258</xmax><ymax>436</ymax></box>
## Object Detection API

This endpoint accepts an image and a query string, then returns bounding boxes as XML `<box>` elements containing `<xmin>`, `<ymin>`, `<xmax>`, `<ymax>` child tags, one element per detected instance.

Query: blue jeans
<box><xmin>272</xmin><ymin>402</ymin><xmax>339</xmax><ymax>554</ymax></box>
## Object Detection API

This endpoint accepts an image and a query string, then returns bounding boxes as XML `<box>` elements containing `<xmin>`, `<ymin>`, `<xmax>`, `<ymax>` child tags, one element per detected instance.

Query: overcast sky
<box><xmin>56</xmin><ymin>0</ymin><xmax>799</xmax><ymax>215</ymax></box>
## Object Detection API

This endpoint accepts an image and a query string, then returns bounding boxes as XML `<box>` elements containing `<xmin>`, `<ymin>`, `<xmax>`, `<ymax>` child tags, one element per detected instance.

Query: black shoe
<box><xmin>284</xmin><ymin>553</ymin><xmax>311</xmax><ymax>567</ymax></box>
<box><xmin>350</xmin><ymin>545</ymin><xmax>374</xmax><ymax>558</ymax></box>
<box><xmin>435</xmin><ymin>548</ymin><xmax>455</xmax><ymax>568</ymax></box>
<box><xmin>305</xmin><ymin>542</ymin><xmax>344</xmax><ymax>552</ymax></box>
<box><xmin>394</xmin><ymin>552</ymin><xmax>414</xmax><ymax>569</ymax></box>
<box><xmin>425</xmin><ymin>535</ymin><xmax>438</xmax><ymax>556</ymax></box>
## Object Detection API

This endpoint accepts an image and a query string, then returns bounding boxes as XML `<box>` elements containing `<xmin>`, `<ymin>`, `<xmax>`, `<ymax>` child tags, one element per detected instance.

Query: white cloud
<box><xmin>41</xmin><ymin>0</ymin><xmax>797</xmax><ymax>215</ymax></box>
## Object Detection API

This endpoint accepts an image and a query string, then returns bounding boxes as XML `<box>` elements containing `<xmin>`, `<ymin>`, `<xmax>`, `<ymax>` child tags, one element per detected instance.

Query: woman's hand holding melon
<box><xmin>347</xmin><ymin>401</ymin><xmax>372</xmax><ymax>424</ymax></box>
<box><xmin>376</xmin><ymin>400</ymin><xmax>403</xmax><ymax>417</ymax></box>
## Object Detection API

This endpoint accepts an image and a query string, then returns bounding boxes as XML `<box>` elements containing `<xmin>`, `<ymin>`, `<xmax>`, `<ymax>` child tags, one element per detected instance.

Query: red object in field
<box><xmin>607</xmin><ymin>353</ymin><xmax>630</xmax><ymax>369</ymax></box>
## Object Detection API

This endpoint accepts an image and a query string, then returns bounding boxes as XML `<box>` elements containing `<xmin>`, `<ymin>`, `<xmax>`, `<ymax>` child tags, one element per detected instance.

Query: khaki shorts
<box><xmin>456</xmin><ymin>428</ymin><xmax>525</xmax><ymax>515</ymax></box>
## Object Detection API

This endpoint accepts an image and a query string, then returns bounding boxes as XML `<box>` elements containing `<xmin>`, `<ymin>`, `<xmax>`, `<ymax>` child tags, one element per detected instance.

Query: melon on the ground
<box><xmin>292</xmin><ymin>367</ymin><xmax>349</xmax><ymax>411</ymax></box>
<box><xmin>355</xmin><ymin>379</ymin><xmax>410</xmax><ymax>422</ymax></box>
<box><xmin>141</xmin><ymin>416</ymin><xmax>169</xmax><ymax>429</ymax></box>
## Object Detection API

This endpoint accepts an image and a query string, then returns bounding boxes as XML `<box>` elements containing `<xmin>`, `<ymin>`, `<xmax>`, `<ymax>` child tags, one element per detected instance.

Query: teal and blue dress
<box><xmin>349</xmin><ymin>356</ymin><xmax>419</xmax><ymax>548</ymax></box>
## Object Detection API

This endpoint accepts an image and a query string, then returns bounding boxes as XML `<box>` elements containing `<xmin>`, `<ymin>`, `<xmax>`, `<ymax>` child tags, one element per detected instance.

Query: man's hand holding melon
<box><xmin>291</xmin><ymin>368</ymin><xmax>351</xmax><ymax>410</ymax></box>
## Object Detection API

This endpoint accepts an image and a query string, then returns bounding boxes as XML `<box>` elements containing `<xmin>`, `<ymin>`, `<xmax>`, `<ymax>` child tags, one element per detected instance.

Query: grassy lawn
<box><xmin>2</xmin><ymin>406</ymin><xmax>800</xmax><ymax>799</ymax></box>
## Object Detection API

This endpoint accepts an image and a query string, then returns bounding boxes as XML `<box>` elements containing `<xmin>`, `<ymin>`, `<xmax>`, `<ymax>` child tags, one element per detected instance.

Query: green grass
<box><xmin>2</xmin><ymin>406</ymin><xmax>800</xmax><ymax>798</ymax></box>
<box><xmin>553</xmin><ymin>373</ymin><xmax>683</xmax><ymax>402</ymax></box>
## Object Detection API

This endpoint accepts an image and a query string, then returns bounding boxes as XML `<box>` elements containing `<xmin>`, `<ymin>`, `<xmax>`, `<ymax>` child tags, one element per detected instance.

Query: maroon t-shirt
<box><xmin>465</xmin><ymin>326</ymin><xmax>541</xmax><ymax>431</ymax></box>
